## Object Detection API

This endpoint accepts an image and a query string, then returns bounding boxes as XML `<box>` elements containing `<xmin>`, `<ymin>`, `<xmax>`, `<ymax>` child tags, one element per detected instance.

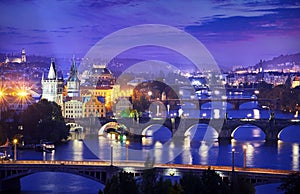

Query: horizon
<box><xmin>1</xmin><ymin>0</ymin><xmax>300</xmax><ymax>69</ymax></box>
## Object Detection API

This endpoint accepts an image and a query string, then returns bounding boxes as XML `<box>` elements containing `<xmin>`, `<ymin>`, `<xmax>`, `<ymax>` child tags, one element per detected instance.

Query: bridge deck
<box><xmin>1</xmin><ymin>160</ymin><xmax>295</xmax><ymax>176</ymax></box>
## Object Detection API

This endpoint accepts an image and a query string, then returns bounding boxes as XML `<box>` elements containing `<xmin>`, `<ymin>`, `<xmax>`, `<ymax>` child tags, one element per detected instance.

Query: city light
<box><xmin>17</xmin><ymin>90</ymin><xmax>28</xmax><ymax>97</ymax></box>
<box><xmin>243</xmin><ymin>144</ymin><xmax>248</xmax><ymax>168</ymax></box>
<box><xmin>13</xmin><ymin>138</ymin><xmax>18</xmax><ymax>161</ymax></box>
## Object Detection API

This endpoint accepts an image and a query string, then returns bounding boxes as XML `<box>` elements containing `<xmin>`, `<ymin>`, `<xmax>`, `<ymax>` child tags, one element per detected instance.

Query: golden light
<box><xmin>126</xmin><ymin>140</ymin><xmax>130</xmax><ymax>146</ymax></box>
<box><xmin>17</xmin><ymin>90</ymin><xmax>28</xmax><ymax>97</ymax></box>
<box><xmin>13</xmin><ymin>138</ymin><xmax>18</xmax><ymax>144</ymax></box>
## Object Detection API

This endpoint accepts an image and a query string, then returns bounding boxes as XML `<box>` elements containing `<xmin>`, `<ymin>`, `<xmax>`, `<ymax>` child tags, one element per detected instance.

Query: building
<box><xmin>21</xmin><ymin>48</ymin><xmax>26</xmax><ymax>63</ymax></box>
<box><xmin>292</xmin><ymin>75</ymin><xmax>300</xmax><ymax>88</ymax></box>
<box><xmin>41</xmin><ymin>60</ymin><xmax>64</xmax><ymax>106</ymax></box>
<box><xmin>63</xmin><ymin>98</ymin><xmax>83</xmax><ymax>119</ymax></box>
<box><xmin>66</xmin><ymin>58</ymin><xmax>80</xmax><ymax>97</ymax></box>
<box><xmin>82</xmin><ymin>95</ymin><xmax>106</xmax><ymax>117</ymax></box>
<box><xmin>4</xmin><ymin>48</ymin><xmax>26</xmax><ymax>64</ymax></box>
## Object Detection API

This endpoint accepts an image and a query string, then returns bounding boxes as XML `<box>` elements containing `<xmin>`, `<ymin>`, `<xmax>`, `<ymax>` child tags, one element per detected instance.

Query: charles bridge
<box><xmin>72</xmin><ymin>116</ymin><xmax>300</xmax><ymax>142</ymax></box>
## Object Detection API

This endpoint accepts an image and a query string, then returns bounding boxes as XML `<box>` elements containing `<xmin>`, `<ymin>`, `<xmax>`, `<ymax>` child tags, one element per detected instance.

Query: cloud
<box><xmin>17</xmin><ymin>41</ymin><xmax>53</xmax><ymax>45</ymax></box>
<box><xmin>185</xmin><ymin>7</ymin><xmax>300</xmax><ymax>42</ymax></box>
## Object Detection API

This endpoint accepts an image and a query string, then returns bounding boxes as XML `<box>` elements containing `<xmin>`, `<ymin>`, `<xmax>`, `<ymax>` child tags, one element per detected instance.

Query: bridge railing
<box><xmin>1</xmin><ymin>160</ymin><xmax>296</xmax><ymax>176</ymax></box>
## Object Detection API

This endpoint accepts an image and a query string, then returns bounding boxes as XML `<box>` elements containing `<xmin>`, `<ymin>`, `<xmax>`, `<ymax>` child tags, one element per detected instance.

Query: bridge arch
<box><xmin>278</xmin><ymin>125</ymin><xmax>300</xmax><ymax>142</ymax></box>
<box><xmin>201</xmin><ymin>101</ymin><xmax>232</xmax><ymax>110</ymax></box>
<box><xmin>21</xmin><ymin>171</ymin><xmax>105</xmax><ymax>191</ymax></box>
<box><xmin>141</xmin><ymin>124</ymin><xmax>172</xmax><ymax>137</ymax></box>
<box><xmin>231</xmin><ymin>124</ymin><xmax>266</xmax><ymax>141</ymax></box>
<box><xmin>184</xmin><ymin>124</ymin><xmax>218</xmax><ymax>141</ymax></box>
<box><xmin>239</xmin><ymin>101</ymin><xmax>259</xmax><ymax>109</ymax></box>
<box><xmin>98</xmin><ymin>122</ymin><xmax>128</xmax><ymax>136</ymax></box>
<box><xmin>66</xmin><ymin>122</ymin><xmax>84</xmax><ymax>132</ymax></box>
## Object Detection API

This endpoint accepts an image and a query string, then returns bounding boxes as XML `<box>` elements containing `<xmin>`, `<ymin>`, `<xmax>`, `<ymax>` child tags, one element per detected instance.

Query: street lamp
<box><xmin>231</xmin><ymin>148</ymin><xmax>235</xmax><ymax>173</ymax></box>
<box><xmin>13</xmin><ymin>138</ymin><xmax>18</xmax><ymax>161</ymax></box>
<box><xmin>243</xmin><ymin>145</ymin><xmax>248</xmax><ymax>168</ymax></box>
<box><xmin>110</xmin><ymin>144</ymin><xmax>113</xmax><ymax>166</ymax></box>
<box><xmin>126</xmin><ymin>140</ymin><xmax>130</xmax><ymax>161</ymax></box>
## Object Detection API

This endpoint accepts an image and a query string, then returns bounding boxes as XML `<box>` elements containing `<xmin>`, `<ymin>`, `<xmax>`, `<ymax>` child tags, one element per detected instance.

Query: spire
<box><xmin>67</xmin><ymin>56</ymin><xmax>80</xmax><ymax>82</ymax></box>
<box><xmin>48</xmin><ymin>59</ymin><xmax>57</xmax><ymax>79</ymax></box>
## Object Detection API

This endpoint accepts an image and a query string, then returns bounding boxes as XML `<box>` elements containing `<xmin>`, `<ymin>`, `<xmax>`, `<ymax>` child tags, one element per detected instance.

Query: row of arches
<box><xmin>184</xmin><ymin>101</ymin><xmax>261</xmax><ymax>110</ymax></box>
<box><xmin>99</xmin><ymin>122</ymin><xmax>300</xmax><ymax>142</ymax></box>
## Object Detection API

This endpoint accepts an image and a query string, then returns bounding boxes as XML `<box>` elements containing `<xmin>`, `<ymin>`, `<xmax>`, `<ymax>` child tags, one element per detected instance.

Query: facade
<box><xmin>4</xmin><ymin>48</ymin><xmax>26</xmax><ymax>64</ymax></box>
<box><xmin>66</xmin><ymin>58</ymin><xmax>80</xmax><ymax>97</ymax></box>
<box><xmin>292</xmin><ymin>76</ymin><xmax>300</xmax><ymax>88</ymax></box>
<box><xmin>82</xmin><ymin>95</ymin><xmax>106</xmax><ymax>117</ymax></box>
<box><xmin>63</xmin><ymin>98</ymin><xmax>83</xmax><ymax>119</ymax></box>
<box><xmin>21</xmin><ymin>48</ymin><xmax>26</xmax><ymax>63</ymax></box>
<box><xmin>41</xmin><ymin>60</ymin><xmax>64</xmax><ymax>106</ymax></box>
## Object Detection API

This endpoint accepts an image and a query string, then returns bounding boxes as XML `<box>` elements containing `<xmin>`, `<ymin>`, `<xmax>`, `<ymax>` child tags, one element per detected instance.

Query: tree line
<box><xmin>100</xmin><ymin>167</ymin><xmax>255</xmax><ymax>194</ymax></box>
<box><xmin>0</xmin><ymin>99</ymin><xmax>69</xmax><ymax>145</ymax></box>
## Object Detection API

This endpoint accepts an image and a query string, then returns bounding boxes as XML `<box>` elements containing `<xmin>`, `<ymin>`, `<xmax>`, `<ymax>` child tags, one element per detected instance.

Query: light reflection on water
<box><xmin>19</xmin><ymin>116</ymin><xmax>300</xmax><ymax>194</ymax></box>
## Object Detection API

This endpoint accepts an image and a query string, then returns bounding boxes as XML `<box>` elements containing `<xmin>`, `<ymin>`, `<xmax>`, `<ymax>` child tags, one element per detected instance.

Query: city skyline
<box><xmin>0</xmin><ymin>0</ymin><xmax>300</xmax><ymax>69</ymax></box>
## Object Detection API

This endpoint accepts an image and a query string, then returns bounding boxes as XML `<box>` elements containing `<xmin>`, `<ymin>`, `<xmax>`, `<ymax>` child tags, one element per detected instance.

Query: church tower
<box><xmin>41</xmin><ymin>59</ymin><xmax>64</xmax><ymax>106</ymax></box>
<box><xmin>67</xmin><ymin>57</ymin><xmax>80</xmax><ymax>97</ymax></box>
<box><xmin>21</xmin><ymin>48</ymin><xmax>26</xmax><ymax>63</ymax></box>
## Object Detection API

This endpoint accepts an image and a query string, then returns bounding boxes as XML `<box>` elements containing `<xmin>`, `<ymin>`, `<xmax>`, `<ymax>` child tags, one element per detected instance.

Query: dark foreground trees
<box><xmin>21</xmin><ymin>99</ymin><xmax>69</xmax><ymax>144</ymax></box>
<box><xmin>102</xmin><ymin>171</ymin><xmax>139</xmax><ymax>194</ymax></box>
<box><xmin>278</xmin><ymin>172</ymin><xmax>300</xmax><ymax>194</ymax></box>
<box><xmin>101</xmin><ymin>168</ymin><xmax>255</xmax><ymax>194</ymax></box>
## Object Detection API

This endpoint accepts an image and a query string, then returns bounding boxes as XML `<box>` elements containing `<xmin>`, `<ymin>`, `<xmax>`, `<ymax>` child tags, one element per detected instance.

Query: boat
<box><xmin>35</xmin><ymin>141</ymin><xmax>55</xmax><ymax>152</ymax></box>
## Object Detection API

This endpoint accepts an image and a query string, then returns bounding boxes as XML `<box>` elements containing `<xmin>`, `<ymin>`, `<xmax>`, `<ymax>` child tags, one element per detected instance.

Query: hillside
<box><xmin>255</xmin><ymin>53</ymin><xmax>300</xmax><ymax>71</ymax></box>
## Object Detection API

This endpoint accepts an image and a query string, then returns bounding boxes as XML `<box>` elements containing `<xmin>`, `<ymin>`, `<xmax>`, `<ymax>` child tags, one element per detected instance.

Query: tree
<box><xmin>103</xmin><ymin>171</ymin><xmax>138</xmax><ymax>194</ymax></box>
<box><xmin>180</xmin><ymin>172</ymin><xmax>202</xmax><ymax>194</ymax></box>
<box><xmin>278</xmin><ymin>172</ymin><xmax>300</xmax><ymax>194</ymax></box>
<box><xmin>141</xmin><ymin>168</ymin><xmax>157</xmax><ymax>194</ymax></box>
<box><xmin>0</xmin><ymin>123</ymin><xmax>7</xmax><ymax>145</ymax></box>
<box><xmin>232</xmin><ymin>175</ymin><xmax>255</xmax><ymax>194</ymax></box>
<box><xmin>21</xmin><ymin>99</ymin><xmax>69</xmax><ymax>144</ymax></box>
<box><xmin>201</xmin><ymin>167</ymin><xmax>230</xmax><ymax>194</ymax></box>
<box><xmin>154</xmin><ymin>177</ymin><xmax>173</xmax><ymax>194</ymax></box>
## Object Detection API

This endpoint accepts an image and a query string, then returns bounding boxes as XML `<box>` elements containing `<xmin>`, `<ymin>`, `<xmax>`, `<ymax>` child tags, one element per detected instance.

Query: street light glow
<box><xmin>13</xmin><ymin>138</ymin><xmax>18</xmax><ymax>144</ymax></box>
<box><xmin>17</xmin><ymin>90</ymin><xmax>28</xmax><ymax>97</ymax></box>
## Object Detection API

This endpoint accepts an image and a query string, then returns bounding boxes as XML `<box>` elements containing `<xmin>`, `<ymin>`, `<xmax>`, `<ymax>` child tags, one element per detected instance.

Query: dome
<box><xmin>91</xmin><ymin>65</ymin><xmax>112</xmax><ymax>75</ymax></box>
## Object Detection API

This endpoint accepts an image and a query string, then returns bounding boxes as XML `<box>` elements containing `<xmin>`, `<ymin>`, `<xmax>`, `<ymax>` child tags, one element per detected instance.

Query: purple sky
<box><xmin>0</xmin><ymin>0</ymin><xmax>300</xmax><ymax>68</ymax></box>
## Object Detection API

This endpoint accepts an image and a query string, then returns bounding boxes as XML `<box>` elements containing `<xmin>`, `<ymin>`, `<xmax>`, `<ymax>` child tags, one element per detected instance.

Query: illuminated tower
<box><xmin>67</xmin><ymin>57</ymin><xmax>80</xmax><ymax>97</ymax></box>
<box><xmin>41</xmin><ymin>59</ymin><xmax>64</xmax><ymax>106</ymax></box>
<box><xmin>21</xmin><ymin>48</ymin><xmax>26</xmax><ymax>63</ymax></box>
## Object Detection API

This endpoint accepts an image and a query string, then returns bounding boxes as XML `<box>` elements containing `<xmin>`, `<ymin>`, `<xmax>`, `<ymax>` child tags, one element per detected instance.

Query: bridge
<box><xmin>165</xmin><ymin>97</ymin><xmax>279</xmax><ymax>110</ymax></box>
<box><xmin>0</xmin><ymin>160</ymin><xmax>296</xmax><ymax>192</ymax></box>
<box><xmin>90</xmin><ymin>117</ymin><xmax>300</xmax><ymax>142</ymax></box>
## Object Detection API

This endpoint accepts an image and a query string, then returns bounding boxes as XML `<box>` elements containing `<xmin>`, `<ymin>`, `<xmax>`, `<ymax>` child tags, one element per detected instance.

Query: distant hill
<box><xmin>255</xmin><ymin>53</ymin><xmax>300</xmax><ymax>71</ymax></box>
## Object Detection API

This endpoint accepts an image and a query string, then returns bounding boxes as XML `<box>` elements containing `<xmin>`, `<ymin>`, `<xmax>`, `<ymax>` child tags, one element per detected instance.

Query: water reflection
<box><xmin>292</xmin><ymin>143</ymin><xmax>299</xmax><ymax>171</ymax></box>
<box><xmin>232</xmin><ymin>125</ymin><xmax>266</xmax><ymax>141</ymax></box>
<box><xmin>278</xmin><ymin>126</ymin><xmax>300</xmax><ymax>142</ymax></box>
<box><xmin>199</xmin><ymin>141</ymin><xmax>208</xmax><ymax>165</ymax></box>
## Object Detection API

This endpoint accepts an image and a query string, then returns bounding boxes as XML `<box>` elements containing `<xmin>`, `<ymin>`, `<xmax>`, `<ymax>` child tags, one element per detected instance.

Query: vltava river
<box><xmin>17</xmin><ymin>106</ymin><xmax>300</xmax><ymax>193</ymax></box>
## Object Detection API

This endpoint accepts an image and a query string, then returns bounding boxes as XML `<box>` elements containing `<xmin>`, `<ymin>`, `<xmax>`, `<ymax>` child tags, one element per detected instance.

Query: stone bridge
<box><xmin>166</xmin><ymin>98</ymin><xmax>279</xmax><ymax>110</ymax></box>
<box><xmin>94</xmin><ymin>117</ymin><xmax>300</xmax><ymax>142</ymax></box>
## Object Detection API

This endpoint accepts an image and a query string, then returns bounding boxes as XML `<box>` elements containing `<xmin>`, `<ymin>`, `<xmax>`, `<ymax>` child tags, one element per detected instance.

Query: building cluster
<box><xmin>41</xmin><ymin>58</ymin><xmax>133</xmax><ymax>119</ymax></box>
<box><xmin>0</xmin><ymin>50</ymin><xmax>133</xmax><ymax>119</ymax></box>
<box><xmin>1</xmin><ymin>49</ymin><xmax>300</xmax><ymax>120</ymax></box>
<box><xmin>226</xmin><ymin>62</ymin><xmax>300</xmax><ymax>88</ymax></box>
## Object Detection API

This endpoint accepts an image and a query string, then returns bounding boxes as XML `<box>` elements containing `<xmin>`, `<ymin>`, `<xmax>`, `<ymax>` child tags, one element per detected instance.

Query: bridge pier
<box><xmin>0</xmin><ymin>177</ymin><xmax>21</xmax><ymax>192</ymax></box>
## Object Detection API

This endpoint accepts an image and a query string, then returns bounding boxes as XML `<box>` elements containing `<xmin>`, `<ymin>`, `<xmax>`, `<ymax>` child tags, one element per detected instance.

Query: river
<box><xmin>16</xmin><ymin>102</ymin><xmax>300</xmax><ymax>194</ymax></box>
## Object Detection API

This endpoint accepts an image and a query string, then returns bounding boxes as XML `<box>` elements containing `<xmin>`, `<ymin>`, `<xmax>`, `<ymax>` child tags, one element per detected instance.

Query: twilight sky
<box><xmin>0</xmin><ymin>0</ymin><xmax>300</xmax><ymax>69</ymax></box>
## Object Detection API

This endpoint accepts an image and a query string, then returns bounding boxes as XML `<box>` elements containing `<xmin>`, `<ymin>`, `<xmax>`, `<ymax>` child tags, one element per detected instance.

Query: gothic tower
<box><xmin>21</xmin><ymin>48</ymin><xmax>26</xmax><ymax>63</ymax></box>
<box><xmin>67</xmin><ymin>57</ymin><xmax>80</xmax><ymax>97</ymax></box>
<box><xmin>41</xmin><ymin>59</ymin><xmax>64</xmax><ymax>106</ymax></box>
